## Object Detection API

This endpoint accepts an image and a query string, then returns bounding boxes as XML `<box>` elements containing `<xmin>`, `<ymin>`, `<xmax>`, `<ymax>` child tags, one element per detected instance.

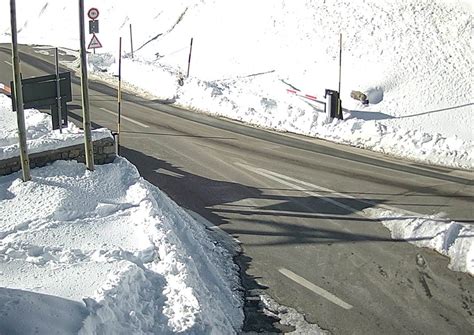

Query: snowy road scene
<box><xmin>0</xmin><ymin>1</ymin><xmax>472</xmax><ymax>334</ymax></box>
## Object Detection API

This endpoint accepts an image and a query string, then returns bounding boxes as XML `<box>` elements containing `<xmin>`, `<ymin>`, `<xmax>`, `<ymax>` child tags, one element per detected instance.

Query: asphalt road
<box><xmin>0</xmin><ymin>44</ymin><xmax>473</xmax><ymax>334</ymax></box>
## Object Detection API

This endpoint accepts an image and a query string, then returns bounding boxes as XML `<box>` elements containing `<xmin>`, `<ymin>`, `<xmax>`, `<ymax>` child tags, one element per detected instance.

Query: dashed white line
<box><xmin>3</xmin><ymin>60</ymin><xmax>12</xmax><ymax>66</ymax></box>
<box><xmin>99</xmin><ymin>107</ymin><xmax>149</xmax><ymax>128</ymax></box>
<box><xmin>279</xmin><ymin>268</ymin><xmax>353</xmax><ymax>310</ymax></box>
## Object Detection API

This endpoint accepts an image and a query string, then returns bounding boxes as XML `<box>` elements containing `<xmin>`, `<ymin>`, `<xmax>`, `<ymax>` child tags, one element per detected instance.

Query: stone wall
<box><xmin>0</xmin><ymin>137</ymin><xmax>116</xmax><ymax>176</ymax></box>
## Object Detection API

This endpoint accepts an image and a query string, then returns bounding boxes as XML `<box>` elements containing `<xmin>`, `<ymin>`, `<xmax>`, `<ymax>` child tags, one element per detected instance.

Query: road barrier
<box><xmin>286</xmin><ymin>88</ymin><xmax>317</xmax><ymax>102</ymax></box>
<box><xmin>0</xmin><ymin>83</ymin><xmax>11</xmax><ymax>96</ymax></box>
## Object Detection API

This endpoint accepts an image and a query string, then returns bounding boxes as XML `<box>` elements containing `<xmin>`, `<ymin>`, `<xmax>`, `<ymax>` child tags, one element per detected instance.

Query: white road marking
<box><xmin>100</xmin><ymin>107</ymin><xmax>149</xmax><ymax>128</ymax></box>
<box><xmin>3</xmin><ymin>60</ymin><xmax>12</xmax><ymax>66</ymax></box>
<box><xmin>236</xmin><ymin>162</ymin><xmax>427</xmax><ymax>218</ymax></box>
<box><xmin>213</xmin><ymin>205</ymin><xmax>355</xmax><ymax>219</ymax></box>
<box><xmin>279</xmin><ymin>268</ymin><xmax>353</xmax><ymax>310</ymax></box>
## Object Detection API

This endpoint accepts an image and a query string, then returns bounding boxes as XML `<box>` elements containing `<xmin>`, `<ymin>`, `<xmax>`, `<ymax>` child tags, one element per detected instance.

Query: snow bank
<box><xmin>0</xmin><ymin>95</ymin><xmax>111</xmax><ymax>160</ymax></box>
<box><xmin>364</xmin><ymin>208</ymin><xmax>474</xmax><ymax>275</ymax></box>
<box><xmin>0</xmin><ymin>0</ymin><xmax>471</xmax><ymax>169</ymax></box>
<box><xmin>0</xmin><ymin>158</ymin><xmax>243</xmax><ymax>334</ymax></box>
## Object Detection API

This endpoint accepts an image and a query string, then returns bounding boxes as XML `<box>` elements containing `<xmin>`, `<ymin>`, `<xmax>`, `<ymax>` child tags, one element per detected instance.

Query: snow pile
<box><xmin>364</xmin><ymin>208</ymin><xmax>474</xmax><ymax>274</ymax></box>
<box><xmin>0</xmin><ymin>95</ymin><xmax>111</xmax><ymax>160</ymax></box>
<box><xmin>0</xmin><ymin>157</ymin><xmax>243</xmax><ymax>334</ymax></box>
<box><xmin>0</xmin><ymin>0</ymin><xmax>472</xmax><ymax>168</ymax></box>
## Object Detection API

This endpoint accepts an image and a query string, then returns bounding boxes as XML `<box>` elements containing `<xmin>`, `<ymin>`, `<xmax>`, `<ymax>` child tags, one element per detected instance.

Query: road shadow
<box><xmin>118</xmin><ymin>146</ymin><xmax>451</xmax><ymax>332</ymax></box>
<box><xmin>121</xmin><ymin>145</ymin><xmax>286</xmax><ymax>332</ymax></box>
<box><xmin>120</xmin><ymin>130</ymin><xmax>236</xmax><ymax>141</ymax></box>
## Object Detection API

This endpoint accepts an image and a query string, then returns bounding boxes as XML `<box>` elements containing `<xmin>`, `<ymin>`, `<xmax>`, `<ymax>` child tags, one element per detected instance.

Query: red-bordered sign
<box><xmin>88</xmin><ymin>8</ymin><xmax>99</xmax><ymax>20</ymax></box>
<box><xmin>88</xmin><ymin>34</ymin><xmax>102</xmax><ymax>49</ymax></box>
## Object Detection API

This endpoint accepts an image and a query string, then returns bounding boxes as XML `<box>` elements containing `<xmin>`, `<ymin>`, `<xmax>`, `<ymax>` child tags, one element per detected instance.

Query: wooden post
<box><xmin>78</xmin><ymin>0</ymin><xmax>95</xmax><ymax>170</ymax></box>
<box><xmin>186</xmin><ymin>37</ymin><xmax>193</xmax><ymax>78</ymax></box>
<box><xmin>10</xmin><ymin>0</ymin><xmax>31</xmax><ymax>181</ymax></box>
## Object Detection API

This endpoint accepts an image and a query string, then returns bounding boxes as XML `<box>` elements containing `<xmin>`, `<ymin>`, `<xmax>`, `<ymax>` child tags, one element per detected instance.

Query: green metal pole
<box><xmin>10</xmin><ymin>0</ymin><xmax>31</xmax><ymax>181</ymax></box>
<box><xmin>79</xmin><ymin>0</ymin><xmax>94</xmax><ymax>170</ymax></box>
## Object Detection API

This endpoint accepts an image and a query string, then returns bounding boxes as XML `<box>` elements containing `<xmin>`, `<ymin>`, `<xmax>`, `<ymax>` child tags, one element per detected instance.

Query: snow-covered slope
<box><xmin>0</xmin><ymin>0</ymin><xmax>472</xmax><ymax>168</ymax></box>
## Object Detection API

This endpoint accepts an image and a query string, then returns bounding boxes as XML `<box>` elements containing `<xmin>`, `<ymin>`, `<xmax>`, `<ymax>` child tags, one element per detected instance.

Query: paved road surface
<box><xmin>0</xmin><ymin>45</ymin><xmax>473</xmax><ymax>334</ymax></box>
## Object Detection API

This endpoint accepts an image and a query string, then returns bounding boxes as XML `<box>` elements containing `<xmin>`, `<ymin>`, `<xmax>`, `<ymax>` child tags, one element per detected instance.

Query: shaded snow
<box><xmin>0</xmin><ymin>156</ymin><xmax>243</xmax><ymax>334</ymax></box>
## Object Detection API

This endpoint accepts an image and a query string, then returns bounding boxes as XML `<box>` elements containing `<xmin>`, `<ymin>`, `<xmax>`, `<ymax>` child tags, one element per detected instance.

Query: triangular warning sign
<box><xmin>88</xmin><ymin>34</ymin><xmax>102</xmax><ymax>49</ymax></box>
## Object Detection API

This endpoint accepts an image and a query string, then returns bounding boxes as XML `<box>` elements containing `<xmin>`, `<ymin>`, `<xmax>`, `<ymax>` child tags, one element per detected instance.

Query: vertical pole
<box><xmin>337</xmin><ymin>33</ymin><xmax>343</xmax><ymax>120</ymax></box>
<box><xmin>338</xmin><ymin>33</ymin><xmax>342</xmax><ymax>94</ymax></box>
<box><xmin>10</xmin><ymin>0</ymin><xmax>30</xmax><ymax>182</ymax></box>
<box><xmin>55</xmin><ymin>48</ymin><xmax>63</xmax><ymax>133</ymax></box>
<box><xmin>129</xmin><ymin>24</ymin><xmax>134</xmax><ymax>59</ymax></box>
<box><xmin>186</xmin><ymin>37</ymin><xmax>193</xmax><ymax>78</ymax></box>
<box><xmin>79</xmin><ymin>0</ymin><xmax>94</xmax><ymax>170</ymax></box>
<box><xmin>117</xmin><ymin>37</ymin><xmax>122</xmax><ymax>155</ymax></box>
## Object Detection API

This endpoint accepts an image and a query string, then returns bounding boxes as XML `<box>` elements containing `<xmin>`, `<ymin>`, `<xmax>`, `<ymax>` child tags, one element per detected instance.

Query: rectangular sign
<box><xmin>89</xmin><ymin>20</ymin><xmax>99</xmax><ymax>34</ymax></box>
<box><xmin>11</xmin><ymin>72</ymin><xmax>72</xmax><ymax>110</ymax></box>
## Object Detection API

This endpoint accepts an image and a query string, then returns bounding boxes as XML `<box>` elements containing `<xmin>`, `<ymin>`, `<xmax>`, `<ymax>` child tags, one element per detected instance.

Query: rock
<box><xmin>350</xmin><ymin>90</ymin><xmax>369</xmax><ymax>104</ymax></box>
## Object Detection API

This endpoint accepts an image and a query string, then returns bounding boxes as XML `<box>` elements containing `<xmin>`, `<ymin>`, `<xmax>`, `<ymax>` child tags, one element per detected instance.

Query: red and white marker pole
<box><xmin>0</xmin><ymin>83</ymin><xmax>11</xmax><ymax>96</ymax></box>
<box><xmin>286</xmin><ymin>88</ymin><xmax>317</xmax><ymax>102</ymax></box>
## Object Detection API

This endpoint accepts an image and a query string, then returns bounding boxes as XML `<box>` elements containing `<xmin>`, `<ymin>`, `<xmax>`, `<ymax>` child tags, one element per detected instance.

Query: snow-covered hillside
<box><xmin>0</xmin><ymin>0</ymin><xmax>471</xmax><ymax>168</ymax></box>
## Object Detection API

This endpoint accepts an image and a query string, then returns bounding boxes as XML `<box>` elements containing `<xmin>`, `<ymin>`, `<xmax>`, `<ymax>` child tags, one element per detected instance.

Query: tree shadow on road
<box><xmin>119</xmin><ymin>145</ymin><xmax>452</xmax><ymax>333</ymax></box>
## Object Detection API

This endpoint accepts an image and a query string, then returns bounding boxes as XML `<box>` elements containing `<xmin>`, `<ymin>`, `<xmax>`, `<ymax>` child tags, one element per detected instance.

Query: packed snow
<box><xmin>0</xmin><ymin>0</ymin><xmax>471</xmax><ymax>168</ymax></box>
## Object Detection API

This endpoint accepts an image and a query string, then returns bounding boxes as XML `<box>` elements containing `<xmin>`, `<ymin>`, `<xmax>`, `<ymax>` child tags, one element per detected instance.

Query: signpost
<box><xmin>87</xmin><ymin>7</ymin><xmax>102</xmax><ymax>53</ymax></box>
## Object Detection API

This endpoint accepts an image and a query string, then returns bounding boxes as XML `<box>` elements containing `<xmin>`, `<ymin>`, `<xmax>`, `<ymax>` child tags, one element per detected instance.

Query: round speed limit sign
<box><xmin>88</xmin><ymin>8</ymin><xmax>99</xmax><ymax>20</ymax></box>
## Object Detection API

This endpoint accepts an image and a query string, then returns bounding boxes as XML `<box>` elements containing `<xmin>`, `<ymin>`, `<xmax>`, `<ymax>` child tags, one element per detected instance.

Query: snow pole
<box><xmin>337</xmin><ymin>33</ymin><xmax>343</xmax><ymax>120</ymax></box>
<box><xmin>117</xmin><ymin>37</ymin><xmax>122</xmax><ymax>155</ymax></box>
<box><xmin>129</xmin><ymin>24</ymin><xmax>134</xmax><ymax>59</ymax></box>
<box><xmin>338</xmin><ymin>33</ymin><xmax>342</xmax><ymax>94</ymax></box>
<box><xmin>10</xmin><ymin>0</ymin><xmax>31</xmax><ymax>181</ymax></box>
<box><xmin>186</xmin><ymin>37</ymin><xmax>193</xmax><ymax>78</ymax></box>
<box><xmin>55</xmin><ymin>48</ymin><xmax>63</xmax><ymax>133</ymax></box>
